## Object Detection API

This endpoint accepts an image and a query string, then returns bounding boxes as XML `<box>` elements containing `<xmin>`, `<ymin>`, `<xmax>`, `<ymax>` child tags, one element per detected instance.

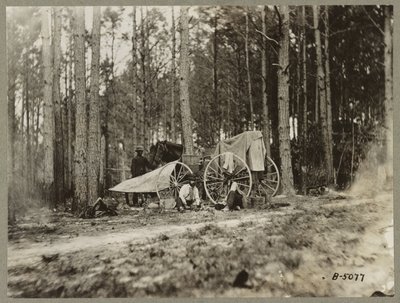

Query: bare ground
<box><xmin>7</xmin><ymin>191</ymin><xmax>394</xmax><ymax>298</ymax></box>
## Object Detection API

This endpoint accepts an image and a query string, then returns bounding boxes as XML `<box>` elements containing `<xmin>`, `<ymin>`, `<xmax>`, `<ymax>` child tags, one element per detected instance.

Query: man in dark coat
<box><xmin>125</xmin><ymin>146</ymin><xmax>154</xmax><ymax>206</ymax></box>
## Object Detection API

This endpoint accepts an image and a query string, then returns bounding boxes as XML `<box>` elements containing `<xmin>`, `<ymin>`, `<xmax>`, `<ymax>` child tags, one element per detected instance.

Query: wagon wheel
<box><xmin>256</xmin><ymin>156</ymin><xmax>280</xmax><ymax>197</ymax></box>
<box><xmin>156</xmin><ymin>162</ymin><xmax>193</xmax><ymax>209</ymax></box>
<box><xmin>204</xmin><ymin>152</ymin><xmax>252</xmax><ymax>204</ymax></box>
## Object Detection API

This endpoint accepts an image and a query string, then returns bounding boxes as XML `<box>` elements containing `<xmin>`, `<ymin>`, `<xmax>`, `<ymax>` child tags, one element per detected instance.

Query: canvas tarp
<box><xmin>108</xmin><ymin>161</ymin><xmax>178</xmax><ymax>193</ymax></box>
<box><xmin>212</xmin><ymin>131</ymin><xmax>266</xmax><ymax>171</ymax></box>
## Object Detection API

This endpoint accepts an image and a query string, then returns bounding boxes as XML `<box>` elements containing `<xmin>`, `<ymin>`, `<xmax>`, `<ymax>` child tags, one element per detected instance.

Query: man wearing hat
<box><xmin>177</xmin><ymin>174</ymin><xmax>202</xmax><ymax>211</ymax></box>
<box><xmin>125</xmin><ymin>145</ymin><xmax>154</xmax><ymax>206</ymax></box>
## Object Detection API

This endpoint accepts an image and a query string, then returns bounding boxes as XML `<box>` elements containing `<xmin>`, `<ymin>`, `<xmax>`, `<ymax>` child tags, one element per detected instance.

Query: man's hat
<box><xmin>135</xmin><ymin>145</ymin><xmax>144</xmax><ymax>151</ymax></box>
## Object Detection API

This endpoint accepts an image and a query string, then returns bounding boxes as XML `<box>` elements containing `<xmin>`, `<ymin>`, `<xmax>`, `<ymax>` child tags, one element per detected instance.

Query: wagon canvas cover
<box><xmin>108</xmin><ymin>161</ymin><xmax>178</xmax><ymax>193</ymax></box>
<box><xmin>213</xmin><ymin>131</ymin><xmax>266</xmax><ymax>171</ymax></box>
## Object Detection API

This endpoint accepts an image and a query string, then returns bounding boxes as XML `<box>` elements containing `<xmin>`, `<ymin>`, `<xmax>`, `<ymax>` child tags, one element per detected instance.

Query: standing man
<box><xmin>125</xmin><ymin>146</ymin><xmax>154</xmax><ymax>206</ymax></box>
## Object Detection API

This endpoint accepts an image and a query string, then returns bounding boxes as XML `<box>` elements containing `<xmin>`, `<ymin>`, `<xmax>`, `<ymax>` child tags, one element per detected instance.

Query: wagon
<box><xmin>154</xmin><ymin>131</ymin><xmax>280</xmax><ymax>207</ymax></box>
<box><xmin>109</xmin><ymin>131</ymin><xmax>280</xmax><ymax>209</ymax></box>
<box><xmin>108</xmin><ymin>141</ymin><xmax>197</xmax><ymax>209</ymax></box>
<box><xmin>202</xmin><ymin>131</ymin><xmax>280</xmax><ymax>204</ymax></box>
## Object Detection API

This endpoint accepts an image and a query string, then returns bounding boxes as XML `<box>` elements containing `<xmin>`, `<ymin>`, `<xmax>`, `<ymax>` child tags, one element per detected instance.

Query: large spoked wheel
<box><xmin>256</xmin><ymin>156</ymin><xmax>280</xmax><ymax>197</ymax></box>
<box><xmin>204</xmin><ymin>152</ymin><xmax>252</xmax><ymax>204</ymax></box>
<box><xmin>156</xmin><ymin>162</ymin><xmax>193</xmax><ymax>209</ymax></box>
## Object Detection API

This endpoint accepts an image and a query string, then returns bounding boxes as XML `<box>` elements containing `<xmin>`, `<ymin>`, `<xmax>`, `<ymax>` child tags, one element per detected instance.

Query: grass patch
<box><xmin>279</xmin><ymin>252</ymin><xmax>302</xmax><ymax>270</ymax></box>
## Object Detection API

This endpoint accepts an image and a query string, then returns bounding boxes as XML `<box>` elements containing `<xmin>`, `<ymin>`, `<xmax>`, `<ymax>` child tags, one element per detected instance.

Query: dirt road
<box><xmin>8</xmin><ymin>212</ymin><xmax>287</xmax><ymax>267</ymax></box>
<box><xmin>8</xmin><ymin>192</ymin><xmax>394</xmax><ymax>298</ymax></box>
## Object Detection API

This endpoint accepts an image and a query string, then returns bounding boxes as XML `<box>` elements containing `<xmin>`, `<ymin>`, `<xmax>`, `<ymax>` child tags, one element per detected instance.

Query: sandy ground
<box><xmin>7</xmin><ymin>191</ymin><xmax>394</xmax><ymax>298</ymax></box>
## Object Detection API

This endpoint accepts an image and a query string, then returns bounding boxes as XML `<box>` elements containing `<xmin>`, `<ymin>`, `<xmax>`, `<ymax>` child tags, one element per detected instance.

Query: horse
<box><xmin>149</xmin><ymin>141</ymin><xmax>184</xmax><ymax>167</ymax></box>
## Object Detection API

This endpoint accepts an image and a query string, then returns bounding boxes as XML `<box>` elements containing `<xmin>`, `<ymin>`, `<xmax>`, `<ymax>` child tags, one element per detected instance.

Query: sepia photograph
<box><xmin>6</xmin><ymin>3</ymin><xmax>394</xmax><ymax>298</ymax></box>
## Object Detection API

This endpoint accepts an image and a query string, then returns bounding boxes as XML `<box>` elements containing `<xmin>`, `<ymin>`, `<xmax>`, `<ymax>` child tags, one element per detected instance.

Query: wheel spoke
<box><xmin>208</xmin><ymin>165</ymin><xmax>223</xmax><ymax>178</ymax></box>
<box><xmin>231</xmin><ymin>176</ymin><xmax>251</xmax><ymax>182</ymax></box>
<box><xmin>170</xmin><ymin>174</ymin><xmax>177</xmax><ymax>183</ymax></box>
<box><xmin>207</xmin><ymin>175</ymin><xmax>224</xmax><ymax>181</ymax></box>
<box><xmin>214</xmin><ymin>160</ymin><xmax>225</xmax><ymax>174</ymax></box>
<box><xmin>261</xmin><ymin>181</ymin><xmax>276</xmax><ymax>191</ymax></box>
<box><xmin>176</xmin><ymin>171</ymin><xmax>189</xmax><ymax>182</ymax></box>
<box><xmin>177</xmin><ymin>164</ymin><xmax>183</xmax><ymax>180</ymax></box>
<box><xmin>232</xmin><ymin>166</ymin><xmax>246</xmax><ymax>178</ymax></box>
<box><xmin>214</xmin><ymin>182</ymin><xmax>225</xmax><ymax>194</ymax></box>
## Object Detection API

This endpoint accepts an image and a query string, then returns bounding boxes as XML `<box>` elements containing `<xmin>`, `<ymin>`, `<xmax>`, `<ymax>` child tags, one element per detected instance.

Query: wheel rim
<box><xmin>203</xmin><ymin>152</ymin><xmax>252</xmax><ymax>204</ymax></box>
<box><xmin>257</xmin><ymin>156</ymin><xmax>280</xmax><ymax>197</ymax></box>
<box><xmin>156</xmin><ymin>162</ymin><xmax>193</xmax><ymax>208</ymax></box>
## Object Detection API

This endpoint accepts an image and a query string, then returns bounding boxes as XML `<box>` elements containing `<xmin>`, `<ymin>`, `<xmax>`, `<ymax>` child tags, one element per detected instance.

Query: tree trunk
<box><xmin>140</xmin><ymin>7</ymin><xmax>146</xmax><ymax>147</ymax></box>
<box><xmin>170</xmin><ymin>7</ymin><xmax>177</xmax><ymax>142</ymax></box>
<box><xmin>213</xmin><ymin>14</ymin><xmax>220</xmax><ymax>138</ymax></box>
<box><xmin>99</xmin><ymin>134</ymin><xmax>105</xmax><ymax>195</ymax></box>
<box><xmin>73</xmin><ymin>7</ymin><xmax>88</xmax><ymax>214</ymax></box>
<box><xmin>179</xmin><ymin>7</ymin><xmax>194</xmax><ymax>154</ymax></box>
<box><xmin>277</xmin><ymin>5</ymin><xmax>295</xmax><ymax>195</ymax></box>
<box><xmin>24</xmin><ymin>53</ymin><xmax>32</xmax><ymax>194</ymax></box>
<box><xmin>132</xmin><ymin>6</ymin><xmax>138</xmax><ymax>150</ymax></box>
<box><xmin>63</xmin><ymin>51</ymin><xmax>69</xmax><ymax>200</ymax></box>
<box><xmin>145</xmin><ymin>7</ymin><xmax>151</xmax><ymax>150</ymax></box>
<box><xmin>324</xmin><ymin>6</ymin><xmax>334</xmax><ymax>185</ymax></box>
<box><xmin>7</xmin><ymin>28</ymin><xmax>17</xmax><ymax>224</ymax></box>
<box><xmin>52</xmin><ymin>7</ymin><xmax>65</xmax><ymax>205</ymax></box>
<box><xmin>245</xmin><ymin>10</ymin><xmax>254</xmax><ymax>130</ymax></box>
<box><xmin>301</xmin><ymin>5</ymin><xmax>308</xmax><ymax>194</ymax></box>
<box><xmin>236</xmin><ymin>50</ymin><xmax>242</xmax><ymax>134</ymax></box>
<box><xmin>41</xmin><ymin>7</ymin><xmax>55</xmax><ymax>207</ymax></box>
<box><xmin>313</xmin><ymin>5</ymin><xmax>333</xmax><ymax>185</ymax></box>
<box><xmin>261</xmin><ymin>6</ymin><xmax>271</xmax><ymax>158</ymax></box>
<box><xmin>384</xmin><ymin>5</ymin><xmax>393</xmax><ymax>179</ymax></box>
<box><xmin>87</xmin><ymin>6</ymin><xmax>101</xmax><ymax>205</ymax></box>
<box><xmin>67</xmin><ymin>21</ymin><xmax>74</xmax><ymax>196</ymax></box>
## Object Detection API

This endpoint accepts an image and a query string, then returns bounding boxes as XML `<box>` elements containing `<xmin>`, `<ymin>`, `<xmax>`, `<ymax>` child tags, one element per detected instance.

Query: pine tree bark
<box><xmin>139</xmin><ymin>7</ymin><xmax>146</xmax><ymax>147</ymax></box>
<box><xmin>62</xmin><ymin>53</ymin><xmax>69</xmax><ymax>199</ymax></box>
<box><xmin>301</xmin><ymin>5</ymin><xmax>308</xmax><ymax>194</ymax></box>
<box><xmin>384</xmin><ymin>5</ymin><xmax>393</xmax><ymax>178</ymax></box>
<box><xmin>66</xmin><ymin>20</ymin><xmax>74</xmax><ymax>196</ymax></box>
<box><xmin>7</xmin><ymin>21</ymin><xmax>17</xmax><ymax>223</ymax></box>
<box><xmin>99</xmin><ymin>134</ymin><xmax>105</xmax><ymax>195</ymax></box>
<box><xmin>73</xmin><ymin>7</ymin><xmax>88</xmax><ymax>213</ymax></box>
<box><xmin>261</xmin><ymin>6</ymin><xmax>271</xmax><ymax>158</ymax></box>
<box><xmin>24</xmin><ymin>53</ymin><xmax>32</xmax><ymax>193</ymax></box>
<box><xmin>179</xmin><ymin>7</ymin><xmax>194</xmax><ymax>154</ymax></box>
<box><xmin>313</xmin><ymin>5</ymin><xmax>333</xmax><ymax>185</ymax></box>
<box><xmin>170</xmin><ymin>7</ymin><xmax>177</xmax><ymax>142</ymax></box>
<box><xmin>277</xmin><ymin>5</ymin><xmax>295</xmax><ymax>195</ymax></box>
<box><xmin>245</xmin><ymin>10</ymin><xmax>254</xmax><ymax>130</ymax></box>
<box><xmin>213</xmin><ymin>14</ymin><xmax>220</xmax><ymax>138</ymax></box>
<box><xmin>324</xmin><ymin>6</ymin><xmax>334</xmax><ymax>185</ymax></box>
<box><xmin>87</xmin><ymin>6</ymin><xmax>101</xmax><ymax>204</ymax></box>
<box><xmin>41</xmin><ymin>7</ymin><xmax>55</xmax><ymax>206</ymax></box>
<box><xmin>132</xmin><ymin>6</ymin><xmax>138</xmax><ymax>149</ymax></box>
<box><xmin>145</xmin><ymin>7</ymin><xmax>151</xmax><ymax>149</ymax></box>
<box><xmin>52</xmin><ymin>7</ymin><xmax>65</xmax><ymax>205</ymax></box>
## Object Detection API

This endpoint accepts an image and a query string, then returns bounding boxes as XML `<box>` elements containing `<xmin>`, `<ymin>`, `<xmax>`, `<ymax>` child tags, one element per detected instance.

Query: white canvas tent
<box><xmin>108</xmin><ymin>161</ymin><xmax>178</xmax><ymax>193</ymax></box>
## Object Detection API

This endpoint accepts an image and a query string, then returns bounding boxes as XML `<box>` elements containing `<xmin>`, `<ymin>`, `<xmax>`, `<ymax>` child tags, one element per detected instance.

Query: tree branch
<box><xmin>255</xmin><ymin>29</ymin><xmax>279</xmax><ymax>45</ymax></box>
<box><xmin>362</xmin><ymin>6</ymin><xmax>384</xmax><ymax>36</ymax></box>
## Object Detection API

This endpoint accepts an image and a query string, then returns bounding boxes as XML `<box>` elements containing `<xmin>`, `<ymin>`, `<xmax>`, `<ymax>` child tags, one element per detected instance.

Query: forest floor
<box><xmin>7</xmin><ymin>188</ymin><xmax>394</xmax><ymax>298</ymax></box>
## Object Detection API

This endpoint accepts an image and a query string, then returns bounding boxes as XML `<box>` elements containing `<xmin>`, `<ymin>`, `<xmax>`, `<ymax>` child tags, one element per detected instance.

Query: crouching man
<box><xmin>177</xmin><ymin>175</ymin><xmax>201</xmax><ymax>211</ymax></box>
<box><xmin>215</xmin><ymin>182</ymin><xmax>247</xmax><ymax>211</ymax></box>
<box><xmin>226</xmin><ymin>182</ymin><xmax>247</xmax><ymax>210</ymax></box>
